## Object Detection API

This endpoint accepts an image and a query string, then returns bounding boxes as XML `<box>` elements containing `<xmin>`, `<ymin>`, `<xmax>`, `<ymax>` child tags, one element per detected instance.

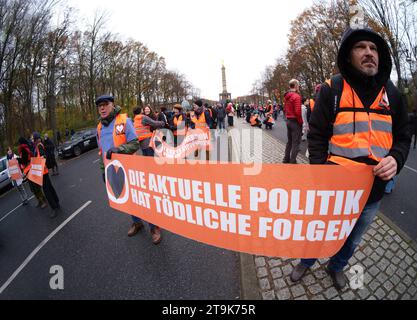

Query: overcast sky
<box><xmin>65</xmin><ymin>0</ymin><xmax>314</xmax><ymax>100</ymax></box>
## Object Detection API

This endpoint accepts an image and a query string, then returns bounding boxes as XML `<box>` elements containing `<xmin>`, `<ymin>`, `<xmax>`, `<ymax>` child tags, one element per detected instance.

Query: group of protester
<box><xmin>95</xmin><ymin>97</ymin><xmax>241</xmax><ymax>245</ymax></box>
<box><xmin>7</xmin><ymin>132</ymin><xmax>61</xmax><ymax>218</ymax></box>
<box><xmin>4</xmin><ymin>25</ymin><xmax>417</xmax><ymax>293</ymax></box>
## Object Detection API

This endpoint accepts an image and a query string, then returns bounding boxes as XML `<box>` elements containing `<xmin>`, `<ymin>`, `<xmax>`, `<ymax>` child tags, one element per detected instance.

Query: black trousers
<box><xmin>43</xmin><ymin>174</ymin><xmax>60</xmax><ymax>209</ymax></box>
<box><xmin>227</xmin><ymin>116</ymin><xmax>234</xmax><ymax>126</ymax></box>
<box><xmin>284</xmin><ymin>119</ymin><xmax>302</xmax><ymax>163</ymax></box>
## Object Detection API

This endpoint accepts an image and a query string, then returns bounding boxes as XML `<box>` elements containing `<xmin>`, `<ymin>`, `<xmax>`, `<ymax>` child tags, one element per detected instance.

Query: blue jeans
<box><xmin>131</xmin><ymin>215</ymin><xmax>156</xmax><ymax>231</ymax></box>
<box><xmin>384</xmin><ymin>176</ymin><xmax>397</xmax><ymax>194</ymax></box>
<box><xmin>300</xmin><ymin>201</ymin><xmax>381</xmax><ymax>272</ymax></box>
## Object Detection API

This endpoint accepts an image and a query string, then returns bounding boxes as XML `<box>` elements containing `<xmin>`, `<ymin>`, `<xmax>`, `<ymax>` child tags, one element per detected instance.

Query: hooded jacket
<box><xmin>308</xmin><ymin>27</ymin><xmax>411</xmax><ymax>204</ymax></box>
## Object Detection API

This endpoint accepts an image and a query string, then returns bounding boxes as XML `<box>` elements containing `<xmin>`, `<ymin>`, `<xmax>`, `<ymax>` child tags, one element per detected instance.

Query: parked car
<box><xmin>0</xmin><ymin>156</ymin><xmax>11</xmax><ymax>190</ymax></box>
<box><xmin>58</xmin><ymin>128</ymin><xmax>98</xmax><ymax>158</ymax></box>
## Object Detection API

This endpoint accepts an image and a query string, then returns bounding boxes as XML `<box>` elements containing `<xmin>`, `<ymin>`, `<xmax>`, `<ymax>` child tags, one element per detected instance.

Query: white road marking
<box><xmin>0</xmin><ymin>200</ymin><xmax>92</xmax><ymax>295</ymax></box>
<box><xmin>404</xmin><ymin>165</ymin><xmax>417</xmax><ymax>174</ymax></box>
<box><xmin>93</xmin><ymin>159</ymin><xmax>100</xmax><ymax>164</ymax></box>
<box><xmin>0</xmin><ymin>196</ymin><xmax>35</xmax><ymax>224</ymax></box>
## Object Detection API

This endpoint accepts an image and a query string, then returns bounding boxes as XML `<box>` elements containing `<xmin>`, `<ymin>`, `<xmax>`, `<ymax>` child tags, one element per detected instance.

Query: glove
<box><xmin>106</xmin><ymin>147</ymin><xmax>119</xmax><ymax>160</ymax></box>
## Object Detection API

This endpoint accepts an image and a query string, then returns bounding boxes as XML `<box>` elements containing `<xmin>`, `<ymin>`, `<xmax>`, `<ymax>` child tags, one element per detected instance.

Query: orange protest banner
<box><xmin>7</xmin><ymin>159</ymin><xmax>22</xmax><ymax>181</ymax></box>
<box><xmin>150</xmin><ymin>128</ymin><xmax>212</xmax><ymax>159</ymax></box>
<box><xmin>27</xmin><ymin>157</ymin><xmax>45</xmax><ymax>186</ymax></box>
<box><xmin>104</xmin><ymin>154</ymin><xmax>374</xmax><ymax>258</ymax></box>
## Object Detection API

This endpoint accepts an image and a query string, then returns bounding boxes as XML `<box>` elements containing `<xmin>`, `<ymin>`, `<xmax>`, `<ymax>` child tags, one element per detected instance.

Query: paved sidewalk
<box><xmin>229</xmin><ymin>117</ymin><xmax>417</xmax><ymax>300</ymax></box>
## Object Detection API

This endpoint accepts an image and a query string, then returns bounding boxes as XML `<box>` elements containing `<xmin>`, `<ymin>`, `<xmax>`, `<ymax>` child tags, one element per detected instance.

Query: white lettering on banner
<box><xmin>131</xmin><ymin>190</ymin><xmax>151</xmax><ymax>209</ymax></box>
<box><xmin>258</xmin><ymin>218</ymin><xmax>357</xmax><ymax>241</ymax></box>
<box><xmin>249</xmin><ymin>187</ymin><xmax>364</xmax><ymax>216</ymax></box>
<box><xmin>128</xmin><ymin>170</ymin><xmax>146</xmax><ymax>189</ymax></box>
<box><xmin>32</xmin><ymin>164</ymin><xmax>42</xmax><ymax>170</ymax></box>
<box><xmin>150</xmin><ymin>195</ymin><xmax>252</xmax><ymax>236</ymax></box>
<box><xmin>130</xmin><ymin>172</ymin><xmax>243</xmax><ymax>209</ymax></box>
<box><xmin>115</xmin><ymin>169</ymin><xmax>367</xmax><ymax>245</ymax></box>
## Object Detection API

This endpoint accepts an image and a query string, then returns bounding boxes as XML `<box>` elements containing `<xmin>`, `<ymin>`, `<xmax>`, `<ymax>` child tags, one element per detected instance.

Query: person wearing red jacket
<box><xmin>283</xmin><ymin>79</ymin><xmax>303</xmax><ymax>163</ymax></box>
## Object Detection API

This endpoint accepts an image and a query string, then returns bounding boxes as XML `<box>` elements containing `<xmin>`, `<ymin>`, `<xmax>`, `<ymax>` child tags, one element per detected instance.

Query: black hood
<box><xmin>337</xmin><ymin>27</ymin><xmax>392</xmax><ymax>92</ymax></box>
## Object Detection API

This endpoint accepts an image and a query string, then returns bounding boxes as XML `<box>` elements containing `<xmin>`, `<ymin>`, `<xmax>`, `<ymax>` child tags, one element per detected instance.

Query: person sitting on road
<box><xmin>250</xmin><ymin>112</ymin><xmax>262</xmax><ymax>128</ymax></box>
<box><xmin>263</xmin><ymin>113</ymin><xmax>275</xmax><ymax>130</ymax></box>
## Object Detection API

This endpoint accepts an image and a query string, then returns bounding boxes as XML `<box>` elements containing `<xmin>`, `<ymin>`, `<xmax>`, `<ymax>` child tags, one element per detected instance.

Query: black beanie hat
<box><xmin>194</xmin><ymin>99</ymin><xmax>203</xmax><ymax>107</ymax></box>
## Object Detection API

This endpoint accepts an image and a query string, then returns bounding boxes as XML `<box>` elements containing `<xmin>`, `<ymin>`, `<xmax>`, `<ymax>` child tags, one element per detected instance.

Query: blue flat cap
<box><xmin>95</xmin><ymin>95</ymin><xmax>114</xmax><ymax>106</ymax></box>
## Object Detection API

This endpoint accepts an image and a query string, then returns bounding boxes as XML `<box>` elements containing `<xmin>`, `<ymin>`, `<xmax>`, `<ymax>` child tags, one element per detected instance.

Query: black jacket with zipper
<box><xmin>308</xmin><ymin>27</ymin><xmax>411</xmax><ymax>204</ymax></box>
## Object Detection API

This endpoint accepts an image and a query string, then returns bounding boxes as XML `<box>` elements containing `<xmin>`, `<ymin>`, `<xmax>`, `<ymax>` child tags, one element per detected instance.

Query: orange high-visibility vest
<box><xmin>173</xmin><ymin>114</ymin><xmax>186</xmax><ymax>136</ymax></box>
<box><xmin>97</xmin><ymin>113</ymin><xmax>128</xmax><ymax>155</ymax></box>
<box><xmin>23</xmin><ymin>143</ymin><xmax>48</xmax><ymax>175</ymax></box>
<box><xmin>34</xmin><ymin>143</ymin><xmax>48</xmax><ymax>175</ymax></box>
<box><xmin>133</xmin><ymin>115</ymin><xmax>153</xmax><ymax>141</ymax></box>
<box><xmin>250</xmin><ymin>114</ymin><xmax>259</xmax><ymax>126</ymax></box>
<box><xmin>328</xmin><ymin>79</ymin><xmax>393</xmax><ymax>165</ymax></box>
<box><xmin>309</xmin><ymin>99</ymin><xmax>315</xmax><ymax>112</ymax></box>
<box><xmin>191</xmin><ymin>112</ymin><xmax>208</xmax><ymax>130</ymax></box>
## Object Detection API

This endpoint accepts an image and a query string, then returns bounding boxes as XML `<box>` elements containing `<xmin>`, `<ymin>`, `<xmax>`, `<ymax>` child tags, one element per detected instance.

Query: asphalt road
<box><xmin>0</xmin><ymin>147</ymin><xmax>240</xmax><ymax>299</ymax></box>
<box><xmin>264</xmin><ymin>114</ymin><xmax>417</xmax><ymax>243</ymax></box>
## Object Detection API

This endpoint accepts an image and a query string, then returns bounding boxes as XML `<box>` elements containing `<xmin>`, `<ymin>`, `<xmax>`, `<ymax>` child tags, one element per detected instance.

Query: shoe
<box><xmin>49</xmin><ymin>210</ymin><xmax>58</xmax><ymax>218</ymax></box>
<box><xmin>290</xmin><ymin>263</ymin><xmax>309</xmax><ymax>282</ymax></box>
<box><xmin>22</xmin><ymin>199</ymin><xmax>29</xmax><ymax>206</ymax></box>
<box><xmin>40</xmin><ymin>201</ymin><xmax>47</xmax><ymax>209</ymax></box>
<box><xmin>151</xmin><ymin>227</ymin><xmax>162</xmax><ymax>245</ymax></box>
<box><xmin>127</xmin><ymin>221</ymin><xmax>143</xmax><ymax>237</ymax></box>
<box><xmin>326</xmin><ymin>266</ymin><xmax>347</xmax><ymax>290</ymax></box>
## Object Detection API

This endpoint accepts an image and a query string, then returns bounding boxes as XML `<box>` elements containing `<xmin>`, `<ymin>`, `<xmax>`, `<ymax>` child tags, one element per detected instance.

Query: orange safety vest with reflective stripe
<box><xmin>191</xmin><ymin>112</ymin><xmax>208</xmax><ymax>130</ymax></box>
<box><xmin>327</xmin><ymin>78</ymin><xmax>393</xmax><ymax>165</ymax></box>
<box><xmin>97</xmin><ymin>113</ymin><xmax>128</xmax><ymax>156</ymax></box>
<box><xmin>173</xmin><ymin>114</ymin><xmax>186</xmax><ymax>136</ymax></box>
<box><xmin>133</xmin><ymin>115</ymin><xmax>153</xmax><ymax>141</ymax></box>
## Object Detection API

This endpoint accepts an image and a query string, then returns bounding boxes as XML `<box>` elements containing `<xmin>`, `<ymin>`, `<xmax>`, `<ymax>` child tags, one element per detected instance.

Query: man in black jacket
<box><xmin>290</xmin><ymin>27</ymin><xmax>411</xmax><ymax>290</ymax></box>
